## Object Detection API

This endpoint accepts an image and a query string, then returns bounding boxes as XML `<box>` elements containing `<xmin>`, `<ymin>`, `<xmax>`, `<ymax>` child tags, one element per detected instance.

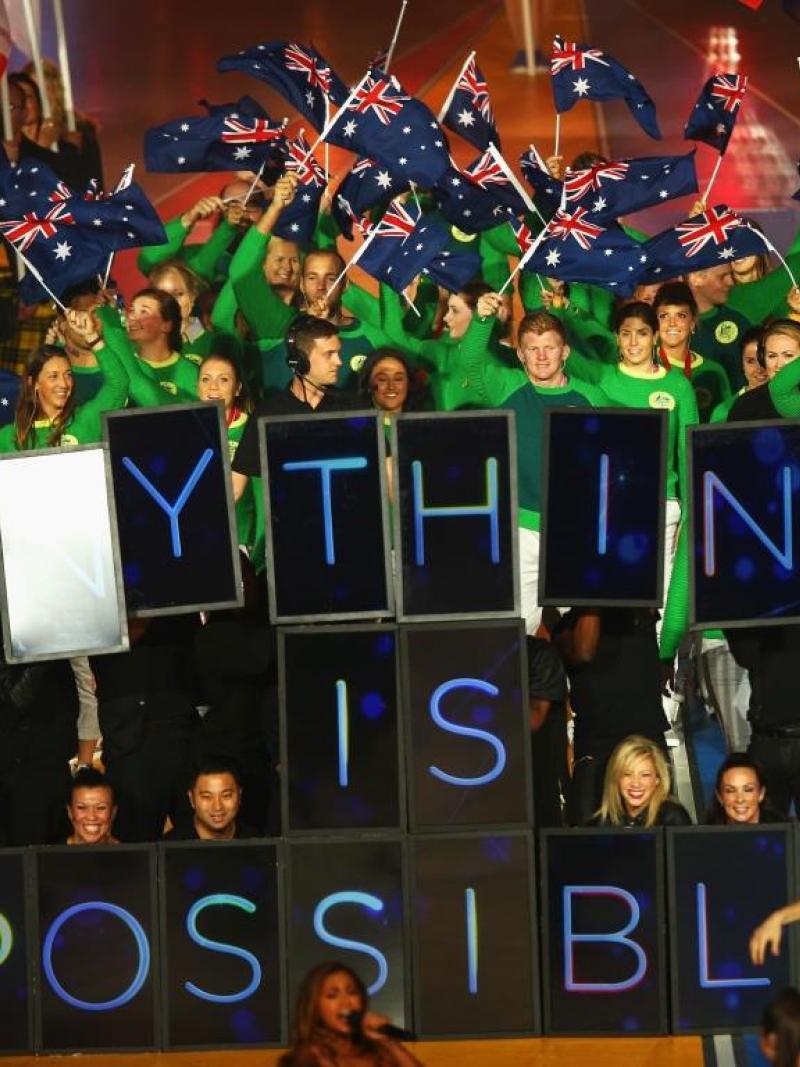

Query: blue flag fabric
<box><xmin>563</xmin><ymin>151</ymin><xmax>698</xmax><ymax>222</ymax></box>
<box><xmin>324</xmin><ymin>70</ymin><xmax>451</xmax><ymax>187</ymax></box>
<box><xmin>423</xmin><ymin>246</ymin><xmax>482</xmax><ymax>292</ymax></box>
<box><xmin>440</xmin><ymin>55</ymin><xmax>500</xmax><ymax>152</ymax></box>
<box><xmin>218</xmin><ymin>42</ymin><xmax>347</xmax><ymax>131</ymax></box>
<box><xmin>331</xmin><ymin>156</ymin><xmax>407</xmax><ymax>240</ymax></box>
<box><xmin>637</xmin><ymin>205</ymin><xmax>766</xmax><ymax>284</ymax></box>
<box><xmin>519</xmin><ymin>147</ymin><xmax>563</xmax><ymax>217</ymax></box>
<box><xmin>523</xmin><ymin>207</ymin><xmax>645</xmax><ymax>294</ymax></box>
<box><xmin>433</xmin><ymin>157</ymin><xmax>520</xmax><ymax>233</ymax></box>
<box><xmin>272</xmin><ymin>134</ymin><xmax>327</xmax><ymax>245</ymax></box>
<box><xmin>684</xmin><ymin>74</ymin><xmax>748</xmax><ymax>155</ymax></box>
<box><xmin>197</xmin><ymin>95</ymin><xmax>269</xmax><ymax>119</ymax></box>
<box><xmin>144</xmin><ymin>106</ymin><xmax>286</xmax><ymax>174</ymax></box>
<box><xmin>357</xmin><ymin>201</ymin><xmax>454</xmax><ymax>292</ymax></box>
<box><xmin>550</xmin><ymin>36</ymin><xmax>661</xmax><ymax>140</ymax></box>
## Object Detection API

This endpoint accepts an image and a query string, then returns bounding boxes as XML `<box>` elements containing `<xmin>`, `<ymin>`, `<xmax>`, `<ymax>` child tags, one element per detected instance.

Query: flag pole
<box><xmin>702</xmin><ymin>154</ymin><xmax>724</xmax><ymax>203</ymax></box>
<box><xmin>402</xmin><ymin>287</ymin><xmax>420</xmax><ymax>316</ymax></box>
<box><xmin>554</xmin><ymin>112</ymin><xmax>561</xmax><ymax>157</ymax></box>
<box><xmin>52</xmin><ymin>0</ymin><xmax>76</xmax><ymax>133</ymax></box>
<box><xmin>323</xmin><ymin>96</ymin><xmax>330</xmax><ymax>183</ymax></box>
<box><xmin>302</xmin><ymin>70</ymin><xmax>371</xmax><ymax>164</ymax></box>
<box><xmin>2</xmin><ymin>241</ymin><xmax>67</xmax><ymax>311</ymax></box>
<box><xmin>383</xmin><ymin>0</ymin><xmax>409</xmax><ymax>74</ymax></box>
<box><xmin>520</xmin><ymin>0</ymin><xmax>536</xmax><ymax>75</ymax></box>
<box><xmin>0</xmin><ymin>75</ymin><xmax>11</xmax><ymax>143</ymax></box>
<box><xmin>436</xmin><ymin>51</ymin><xmax>475</xmax><ymax>124</ymax></box>
<box><xmin>325</xmin><ymin>220</ymin><xmax>381</xmax><ymax>298</ymax></box>
<box><xmin>242</xmin><ymin>161</ymin><xmax>266</xmax><ymax>207</ymax></box>
<box><xmin>747</xmin><ymin>223</ymin><xmax>798</xmax><ymax>290</ymax></box>
<box><xmin>499</xmin><ymin>222</ymin><xmax>549</xmax><ymax>295</ymax></box>
<box><xmin>486</xmin><ymin>141</ymin><xmax>547</xmax><ymax>226</ymax></box>
<box><xmin>22</xmin><ymin>0</ymin><xmax>51</xmax><ymax>120</ymax></box>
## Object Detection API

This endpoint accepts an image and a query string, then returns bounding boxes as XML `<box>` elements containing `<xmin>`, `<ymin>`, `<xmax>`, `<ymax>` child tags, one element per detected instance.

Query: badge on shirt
<box><xmin>451</xmin><ymin>225</ymin><xmax>478</xmax><ymax>243</ymax></box>
<box><xmin>160</xmin><ymin>381</ymin><xmax>178</xmax><ymax>395</ymax></box>
<box><xmin>350</xmin><ymin>354</ymin><xmax>367</xmax><ymax>372</ymax></box>
<box><xmin>648</xmin><ymin>390</ymin><xmax>676</xmax><ymax>411</ymax></box>
<box><xmin>715</xmin><ymin>320</ymin><xmax>739</xmax><ymax>345</ymax></box>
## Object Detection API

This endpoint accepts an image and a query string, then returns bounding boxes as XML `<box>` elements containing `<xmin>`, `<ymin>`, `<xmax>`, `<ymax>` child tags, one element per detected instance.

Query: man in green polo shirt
<box><xmin>687</xmin><ymin>263</ymin><xmax>752</xmax><ymax>393</ymax></box>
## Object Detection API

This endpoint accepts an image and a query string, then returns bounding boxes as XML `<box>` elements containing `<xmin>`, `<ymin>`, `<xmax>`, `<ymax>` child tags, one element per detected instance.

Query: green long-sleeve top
<box><xmin>94</xmin><ymin>307</ymin><xmax>198</xmax><ymax>406</ymax></box>
<box><xmin>726</xmin><ymin>222</ymin><xmax>800</xmax><ymax>324</ymax></box>
<box><xmin>137</xmin><ymin>215</ymin><xmax>240</xmax><ymax>284</ymax></box>
<box><xmin>661</xmin><ymin>351</ymin><xmax>731</xmax><ymax>423</ymax></box>
<box><xmin>0</xmin><ymin>340</ymin><xmax>128</xmax><ymax>451</ymax></box>
<box><xmin>227</xmin><ymin>411</ymin><xmax>257</xmax><ymax>551</ymax></box>
<box><xmin>768</xmin><ymin>353</ymin><xmax>800</xmax><ymax>417</ymax></box>
<box><xmin>565</xmin><ymin>351</ymin><xmax>699</xmax><ymax>501</ymax></box>
<box><xmin>693</xmin><ymin>305</ymin><xmax>752</xmax><ymax>392</ymax></box>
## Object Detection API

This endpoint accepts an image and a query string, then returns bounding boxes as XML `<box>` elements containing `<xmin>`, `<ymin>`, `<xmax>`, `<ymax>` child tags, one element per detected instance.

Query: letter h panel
<box><xmin>541</xmin><ymin>829</ymin><xmax>667</xmax><ymax>1035</ymax></box>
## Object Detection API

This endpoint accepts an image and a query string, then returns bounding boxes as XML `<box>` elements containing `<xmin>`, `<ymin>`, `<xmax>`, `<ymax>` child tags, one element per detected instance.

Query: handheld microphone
<box><xmin>346</xmin><ymin>1010</ymin><xmax>415</xmax><ymax>1042</ymax></box>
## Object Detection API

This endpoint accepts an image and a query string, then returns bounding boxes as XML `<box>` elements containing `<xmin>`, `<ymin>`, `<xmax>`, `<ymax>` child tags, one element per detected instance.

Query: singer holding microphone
<box><xmin>279</xmin><ymin>961</ymin><xmax>424</xmax><ymax>1067</ymax></box>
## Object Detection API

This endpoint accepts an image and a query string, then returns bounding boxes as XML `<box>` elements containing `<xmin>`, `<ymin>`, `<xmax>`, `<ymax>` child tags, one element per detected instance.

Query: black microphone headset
<box><xmin>346</xmin><ymin>1010</ymin><xmax>415</xmax><ymax>1042</ymax></box>
<box><xmin>285</xmin><ymin>314</ymin><xmax>331</xmax><ymax>393</ymax></box>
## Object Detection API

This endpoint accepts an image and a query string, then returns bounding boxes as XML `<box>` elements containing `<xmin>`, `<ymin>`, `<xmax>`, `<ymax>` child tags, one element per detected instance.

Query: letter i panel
<box><xmin>539</xmin><ymin>408</ymin><xmax>667</xmax><ymax>606</ymax></box>
<box><xmin>401</xmin><ymin>621</ymin><xmax>532</xmax><ymax>830</ymax></box>
<box><xmin>409</xmin><ymin>831</ymin><xmax>539</xmax><ymax>1037</ymax></box>
<box><xmin>279</xmin><ymin>626</ymin><xmax>404</xmax><ymax>834</ymax></box>
<box><xmin>668</xmin><ymin>825</ymin><xmax>795</xmax><ymax>1033</ymax></box>
<box><xmin>261</xmin><ymin>412</ymin><xmax>393</xmax><ymax>621</ymax></box>
<box><xmin>287</xmin><ymin>836</ymin><xmax>410</xmax><ymax>1031</ymax></box>
<box><xmin>541</xmin><ymin>829</ymin><xmax>667</xmax><ymax>1035</ymax></box>
<box><xmin>32</xmin><ymin>845</ymin><xmax>159</xmax><ymax>1052</ymax></box>
<box><xmin>159</xmin><ymin>841</ymin><xmax>285</xmax><ymax>1049</ymax></box>
<box><xmin>392</xmin><ymin>411</ymin><xmax>519</xmax><ymax>620</ymax></box>
<box><xmin>688</xmin><ymin>421</ymin><xmax>800</xmax><ymax>629</ymax></box>
<box><xmin>104</xmin><ymin>404</ymin><xmax>243</xmax><ymax>615</ymax></box>
<box><xmin>0</xmin><ymin>850</ymin><xmax>33</xmax><ymax>1053</ymax></box>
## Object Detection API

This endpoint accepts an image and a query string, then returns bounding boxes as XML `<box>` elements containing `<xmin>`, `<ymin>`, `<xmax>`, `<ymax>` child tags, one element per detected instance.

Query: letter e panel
<box><xmin>668</xmin><ymin>825</ymin><xmax>795</xmax><ymax>1033</ymax></box>
<box><xmin>541</xmin><ymin>829</ymin><xmax>667</xmax><ymax>1035</ymax></box>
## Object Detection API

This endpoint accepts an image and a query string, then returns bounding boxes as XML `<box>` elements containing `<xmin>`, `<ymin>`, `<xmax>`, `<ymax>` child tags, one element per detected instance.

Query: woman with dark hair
<box><xmin>358</xmin><ymin>348</ymin><xmax>425</xmax><ymax>414</ymax></box>
<box><xmin>95</xmin><ymin>287</ymin><xmax>199</xmax><ymax>405</ymax></box>
<box><xmin>590</xmin><ymin>735</ymin><xmax>691</xmax><ymax>828</ymax></box>
<box><xmin>7</xmin><ymin>71</ymin><xmax>83</xmax><ymax>187</ymax></box>
<box><xmin>0</xmin><ymin>311</ymin><xmax>127</xmax><ymax>452</ymax></box>
<box><xmin>279</xmin><ymin>961</ymin><xmax>423</xmax><ymax>1067</ymax></box>
<box><xmin>707</xmin><ymin>752</ymin><xmax>785</xmax><ymax>825</ymax></box>
<box><xmin>760</xmin><ymin>988</ymin><xmax>800</xmax><ymax>1065</ymax></box>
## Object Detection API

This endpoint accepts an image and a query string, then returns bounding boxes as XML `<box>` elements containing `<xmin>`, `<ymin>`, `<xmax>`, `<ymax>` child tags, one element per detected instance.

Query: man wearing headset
<box><xmin>231</xmin><ymin>314</ymin><xmax>363</xmax><ymax>502</ymax></box>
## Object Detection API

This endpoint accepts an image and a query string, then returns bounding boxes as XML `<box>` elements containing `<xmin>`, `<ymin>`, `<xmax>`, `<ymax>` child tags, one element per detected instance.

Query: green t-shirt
<box><xmin>693</xmin><ymin>305</ymin><xmax>752</xmax><ymax>392</ymax></box>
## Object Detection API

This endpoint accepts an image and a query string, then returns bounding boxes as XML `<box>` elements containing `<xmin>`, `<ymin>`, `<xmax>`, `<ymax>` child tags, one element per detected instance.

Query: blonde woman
<box><xmin>591</xmin><ymin>735</ymin><xmax>692</xmax><ymax>828</ymax></box>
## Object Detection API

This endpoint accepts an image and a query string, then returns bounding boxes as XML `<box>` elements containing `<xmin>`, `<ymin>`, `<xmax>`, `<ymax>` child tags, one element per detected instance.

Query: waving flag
<box><xmin>144</xmin><ymin>103</ymin><xmax>286</xmax><ymax>174</ymax></box>
<box><xmin>423</xmin><ymin>246</ymin><xmax>481</xmax><ymax>292</ymax></box>
<box><xmin>272</xmin><ymin>133</ymin><xmax>327</xmax><ymax>244</ymax></box>
<box><xmin>684</xmin><ymin>74</ymin><xmax>748</xmax><ymax>154</ymax></box>
<box><xmin>218</xmin><ymin>42</ymin><xmax>347</xmax><ymax>131</ymax></box>
<box><xmin>637</xmin><ymin>204</ymin><xmax>765</xmax><ymax>283</ymax></box>
<box><xmin>433</xmin><ymin>155</ymin><xmax>522</xmax><ymax>233</ymax></box>
<box><xmin>524</xmin><ymin>207</ymin><xmax>644</xmax><ymax>293</ymax></box>
<box><xmin>331</xmin><ymin>155</ymin><xmax>406</xmax><ymax>239</ymax></box>
<box><xmin>564</xmin><ymin>151</ymin><xmax>698</xmax><ymax>222</ymax></box>
<box><xmin>550</xmin><ymin>35</ymin><xmax>661</xmax><ymax>140</ymax></box>
<box><xmin>325</xmin><ymin>70</ymin><xmax>450</xmax><ymax>186</ymax></box>
<box><xmin>440</xmin><ymin>54</ymin><xmax>499</xmax><ymax>152</ymax></box>
<box><xmin>519</xmin><ymin>146</ymin><xmax>563</xmax><ymax>216</ymax></box>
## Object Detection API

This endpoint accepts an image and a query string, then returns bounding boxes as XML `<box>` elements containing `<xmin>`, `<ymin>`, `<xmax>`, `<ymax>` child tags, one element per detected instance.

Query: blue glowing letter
<box><xmin>313</xmin><ymin>891</ymin><xmax>388</xmax><ymax>994</ymax></box>
<box><xmin>122</xmin><ymin>448</ymin><xmax>214</xmax><ymax>559</ymax></box>
<box><xmin>336</xmin><ymin>679</ymin><xmax>349</xmax><ymax>788</ymax></box>
<box><xmin>282</xmin><ymin>457</ymin><xmax>368</xmax><ymax>564</ymax></box>
<box><xmin>597</xmin><ymin>453</ymin><xmax>609</xmax><ymax>556</ymax></box>
<box><xmin>411</xmin><ymin>458</ymin><xmax>500</xmax><ymax>566</ymax></box>
<box><xmin>703</xmin><ymin>467</ymin><xmax>793</xmax><ymax>577</ymax></box>
<box><xmin>0</xmin><ymin>911</ymin><xmax>12</xmax><ymax>966</ymax></box>
<box><xmin>184</xmin><ymin>894</ymin><xmax>262</xmax><ymax>1004</ymax></box>
<box><xmin>43</xmin><ymin>902</ymin><xmax>150</xmax><ymax>1011</ymax></box>
<box><xmin>428</xmin><ymin>678</ymin><xmax>506</xmax><ymax>787</ymax></box>
<box><xmin>563</xmin><ymin>886</ymin><xmax>647</xmax><ymax>993</ymax></box>
<box><xmin>465</xmin><ymin>887</ymin><xmax>478</xmax><ymax>995</ymax></box>
<box><xmin>696</xmin><ymin>882</ymin><xmax>770</xmax><ymax>990</ymax></box>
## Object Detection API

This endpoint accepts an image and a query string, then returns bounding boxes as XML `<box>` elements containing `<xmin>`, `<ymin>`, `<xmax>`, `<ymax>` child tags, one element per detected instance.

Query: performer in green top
<box><xmin>0</xmin><ymin>309</ymin><xmax>128</xmax><ymax>452</ymax></box>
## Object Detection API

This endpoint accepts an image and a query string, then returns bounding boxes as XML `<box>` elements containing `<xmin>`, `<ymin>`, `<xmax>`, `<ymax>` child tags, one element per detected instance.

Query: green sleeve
<box><xmin>210</xmin><ymin>278</ymin><xmax>239</xmax><ymax>336</ymax></box>
<box><xmin>230</xmin><ymin>229</ymin><xmax>298</xmax><ymax>341</ymax></box>
<box><xmin>342</xmin><ymin>282</ymin><xmax>381</xmax><ymax>329</ymax></box>
<box><xmin>769</xmin><ymin>355</ymin><xmax>800</xmax><ymax>418</ymax></box>
<box><xmin>69</xmin><ymin>341</ymin><xmax>129</xmax><ymax>441</ymax></box>
<box><xmin>478</xmin><ymin>232</ymin><xmax>510</xmax><ymax>291</ymax></box>
<box><xmin>563</xmin><ymin>347</ymin><xmax>606</xmax><ymax>387</ymax></box>
<box><xmin>313</xmin><ymin>211</ymin><xmax>340</xmax><ymax>251</ymax></box>
<box><xmin>676</xmin><ymin>379</ymin><xmax>699</xmax><ymax>503</ymax></box>
<box><xmin>94</xmin><ymin>304</ymin><xmax>129</xmax><ymax>352</ymax></box>
<box><xmin>461</xmin><ymin>315</ymin><xmax>527</xmax><ymax>407</ymax></box>
<box><xmin>710</xmin><ymin>394</ymin><xmax>736</xmax><ymax>423</ymax></box>
<box><xmin>101</xmin><ymin>330</ymin><xmax>166</xmax><ymax>408</ymax></box>
<box><xmin>183</xmin><ymin>220</ymin><xmax>238</xmax><ymax>283</ymax></box>
<box><xmin>137</xmin><ymin>216</ymin><xmax>188</xmax><ymax>277</ymax></box>
<box><xmin>378</xmin><ymin>284</ymin><xmax>428</xmax><ymax>360</ymax></box>
<box><xmin>659</xmin><ymin>522</ymin><xmax>689</xmax><ymax>660</ymax></box>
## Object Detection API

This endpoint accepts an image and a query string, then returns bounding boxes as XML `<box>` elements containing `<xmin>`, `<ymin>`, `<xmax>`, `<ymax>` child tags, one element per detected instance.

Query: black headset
<box><xmin>285</xmin><ymin>316</ymin><xmax>313</xmax><ymax>376</ymax></box>
<box><xmin>756</xmin><ymin>319</ymin><xmax>800</xmax><ymax>368</ymax></box>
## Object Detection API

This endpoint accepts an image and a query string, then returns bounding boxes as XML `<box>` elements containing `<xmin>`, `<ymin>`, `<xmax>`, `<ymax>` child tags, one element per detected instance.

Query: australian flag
<box><xmin>440</xmin><ymin>54</ymin><xmax>499</xmax><ymax>152</ymax></box>
<box><xmin>519</xmin><ymin>146</ymin><xmax>563</xmax><ymax>217</ymax></box>
<box><xmin>550</xmin><ymin>36</ymin><xmax>661</xmax><ymax>140</ymax></box>
<box><xmin>272</xmin><ymin>133</ymin><xmax>327</xmax><ymax>244</ymax></box>
<box><xmin>325</xmin><ymin>69</ymin><xmax>451</xmax><ymax>187</ymax></box>
<box><xmin>684</xmin><ymin>74</ymin><xmax>748</xmax><ymax>154</ymax></box>
<box><xmin>434</xmin><ymin>157</ymin><xmax>520</xmax><ymax>233</ymax></box>
<box><xmin>564</xmin><ymin>151</ymin><xmax>697</xmax><ymax>222</ymax></box>
<box><xmin>331</xmin><ymin>155</ymin><xmax>406</xmax><ymax>240</ymax></box>
<box><xmin>423</xmin><ymin>246</ymin><xmax>481</xmax><ymax>292</ymax></box>
<box><xmin>218</xmin><ymin>42</ymin><xmax>347</xmax><ymax>131</ymax></box>
<box><xmin>637</xmin><ymin>204</ymin><xmax>766</xmax><ymax>283</ymax></box>
<box><xmin>358</xmin><ymin>200</ymin><xmax>458</xmax><ymax>293</ymax></box>
<box><xmin>144</xmin><ymin>102</ymin><xmax>286</xmax><ymax>174</ymax></box>
<box><xmin>523</xmin><ymin>207</ymin><xmax>645</xmax><ymax>293</ymax></box>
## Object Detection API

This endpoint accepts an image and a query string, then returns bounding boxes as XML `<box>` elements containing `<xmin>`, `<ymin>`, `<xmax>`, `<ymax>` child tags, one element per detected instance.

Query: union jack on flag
<box><xmin>0</xmin><ymin>203</ymin><xmax>74</xmax><ymax>253</ymax></box>
<box><xmin>283</xmin><ymin>43</ymin><xmax>332</xmax><ymax>93</ymax></box>
<box><xmin>465</xmin><ymin>149</ymin><xmax>507</xmax><ymax>188</ymax></box>
<box><xmin>352</xmin><ymin>157</ymin><xmax>377</xmax><ymax>176</ymax></box>
<box><xmin>83</xmin><ymin>178</ymin><xmax>106</xmax><ymax>201</ymax></box>
<box><xmin>440</xmin><ymin>53</ymin><xmax>499</xmax><ymax>151</ymax></box>
<box><xmin>48</xmin><ymin>181</ymin><xmax>73</xmax><ymax>203</ymax></box>
<box><xmin>375</xmin><ymin>199</ymin><xmax>417</xmax><ymax>238</ymax></box>
<box><xmin>546</xmin><ymin>207</ymin><xmax>604</xmax><ymax>251</ymax></box>
<box><xmin>509</xmin><ymin>216</ymin><xmax>535</xmax><ymax>255</ymax></box>
<box><xmin>564</xmin><ymin>161</ymin><xmax>629</xmax><ymax>202</ymax></box>
<box><xmin>550</xmin><ymin>37</ymin><xmax>609</xmax><ymax>74</ymax></box>
<box><xmin>283</xmin><ymin>133</ymin><xmax>327</xmax><ymax>186</ymax></box>
<box><xmin>676</xmin><ymin>206</ymin><xmax>744</xmax><ymax>257</ymax></box>
<box><xmin>458</xmin><ymin>56</ymin><xmax>492</xmax><ymax>122</ymax></box>
<box><xmin>348</xmin><ymin>74</ymin><xmax>409</xmax><ymax>126</ymax></box>
<box><xmin>710</xmin><ymin>74</ymin><xmax>748</xmax><ymax>113</ymax></box>
<box><xmin>221</xmin><ymin>116</ymin><xmax>285</xmax><ymax>144</ymax></box>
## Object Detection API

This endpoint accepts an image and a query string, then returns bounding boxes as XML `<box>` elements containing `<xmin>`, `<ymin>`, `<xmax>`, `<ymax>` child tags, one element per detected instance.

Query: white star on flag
<box><xmin>375</xmin><ymin>171</ymin><xmax>392</xmax><ymax>189</ymax></box>
<box><xmin>718</xmin><ymin>247</ymin><xmax>735</xmax><ymax>259</ymax></box>
<box><xmin>398</xmin><ymin>156</ymin><xmax>407</xmax><ymax>165</ymax></box>
<box><xmin>659</xmin><ymin>190</ymin><xmax>668</xmax><ymax>199</ymax></box>
<box><xmin>93</xmin><ymin>219</ymin><xmax>102</xmax><ymax>227</ymax></box>
<box><xmin>451</xmin><ymin>177</ymin><xmax>461</xmax><ymax>186</ymax></box>
<box><xmin>592</xmin><ymin>196</ymin><xmax>607</xmax><ymax>213</ymax></box>
<box><xmin>457</xmin><ymin>109</ymin><xmax>475</xmax><ymax>127</ymax></box>
<box><xmin>343</xmin><ymin>120</ymin><xmax>357</xmax><ymax>138</ymax></box>
<box><xmin>180</xmin><ymin>123</ymin><xmax>189</xmax><ymax>132</ymax></box>
<box><xmin>177</xmin><ymin>157</ymin><xmax>186</xmax><ymax>165</ymax></box>
<box><xmin>402</xmin><ymin>126</ymin><xmax>411</xmax><ymax>134</ymax></box>
<box><xmin>545</xmin><ymin>249</ymin><xmax>561</xmax><ymax>267</ymax></box>
<box><xmin>306</xmin><ymin>91</ymin><xmax>315</xmax><ymax>106</ymax></box>
<box><xmin>302</xmin><ymin>193</ymin><xmax>311</xmax><ymax>202</ymax></box>
<box><xmin>604</xmin><ymin>249</ymin><xmax>614</xmax><ymax>256</ymax></box>
<box><xmin>54</xmin><ymin>241</ymin><xmax>72</xmax><ymax>261</ymax></box>
<box><xmin>573</xmin><ymin>77</ymin><xmax>590</xmax><ymax>96</ymax></box>
<box><xmin>234</xmin><ymin>147</ymin><xmax>252</xmax><ymax>160</ymax></box>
